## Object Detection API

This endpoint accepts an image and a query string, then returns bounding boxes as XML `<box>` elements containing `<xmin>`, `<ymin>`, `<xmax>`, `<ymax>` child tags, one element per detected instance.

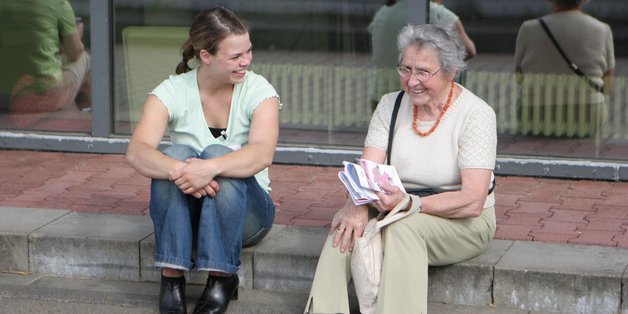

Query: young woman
<box><xmin>126</xmin><ymin>7</ymin><xmax>280</xmax><ymax>314</ymax></box>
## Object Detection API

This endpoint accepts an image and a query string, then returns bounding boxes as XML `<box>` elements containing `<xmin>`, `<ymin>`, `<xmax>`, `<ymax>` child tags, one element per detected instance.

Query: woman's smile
<box><xmin>409</xmin><ymin>85</ymin><xmax>427</xmax><ymax>95</ymax></box>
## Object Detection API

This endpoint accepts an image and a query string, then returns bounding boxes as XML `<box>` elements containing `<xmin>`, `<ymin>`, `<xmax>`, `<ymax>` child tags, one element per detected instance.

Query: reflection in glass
<box><xmin>451</xmin><ymin>0</ymin><xmax>626</xmax><ymax>161</ymax></box>
<box><xmin>0</xmin><ymin>0</ymin><xmax>92</xmax><ymax>132</ymax></box>
<box><xmin>113</xmin><ymin>0</ymin><xmax>377</xmax><ymax>148</ymax></box>
<box><xmin>112</xmin><ymin>0</ymin><xmax>627</xmax><ymax>161</ymax></box>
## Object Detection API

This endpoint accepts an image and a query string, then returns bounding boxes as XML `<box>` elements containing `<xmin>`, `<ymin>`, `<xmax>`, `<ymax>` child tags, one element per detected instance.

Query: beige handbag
<box><xmin>351</xmin><ymin>195</ymin><xmax>419</xmax><ymax>314</ymax></box>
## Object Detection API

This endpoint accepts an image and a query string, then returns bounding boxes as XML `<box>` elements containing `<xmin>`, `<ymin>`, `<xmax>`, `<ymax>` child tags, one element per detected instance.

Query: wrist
<box><xmin>404</xmin><ymin>196</ymin><xmax>412</xmax><ymax>211</ymax></box>
<box><xmin>408</xmin><ymin>194</ymin><xmax>422</xmax><ymax>213</ymax></box>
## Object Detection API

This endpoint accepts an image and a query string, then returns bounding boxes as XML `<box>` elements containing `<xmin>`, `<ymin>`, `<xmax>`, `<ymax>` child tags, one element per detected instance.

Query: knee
<box><xmin>383</xmin><ymin>216</ymin><xmax>425</xmax><ymax>245</ymax></box>
<box><xmin>150</xmin><ymin>177</ymin><xmax>178</xmax><ymax>197</ymax></box>
<box><xmin>200</xmin><ymin>144</ymin><xmax>232</xmax><ymax>159</ymax></box>
<box><xmin>162</xmin><ymin>144</ymin><xmax>197</xmax><ymax>161</ymax></box>
<box><xmin>214</xmin><ymin>176</ymin><xmax>246</xmax><ymax>199</ymax></box>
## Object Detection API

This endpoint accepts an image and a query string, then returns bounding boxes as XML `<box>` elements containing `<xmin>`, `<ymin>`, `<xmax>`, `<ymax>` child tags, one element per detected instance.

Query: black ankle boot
<box><xmin>192</xmin><ymin>274</ymin><xmax>239</xmax><ymax>314</ymax></box>
<box><xmin>159</xmin><ymin>274</ymin><xmax>187</xmax><ymax>314</ymax></box>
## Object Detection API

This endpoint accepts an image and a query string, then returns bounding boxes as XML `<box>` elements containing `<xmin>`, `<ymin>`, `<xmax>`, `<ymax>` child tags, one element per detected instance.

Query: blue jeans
<box><xmin>150</xmin><ymin>144</ymin><xmax>275</xmax><ymax>273</ymax></box>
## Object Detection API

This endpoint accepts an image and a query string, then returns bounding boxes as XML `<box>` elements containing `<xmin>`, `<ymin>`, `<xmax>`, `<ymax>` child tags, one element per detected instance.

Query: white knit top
<box><xmin>365</xmin><ymin>84</ymin><xmax>497</xmax><ymax>208</ymax></box>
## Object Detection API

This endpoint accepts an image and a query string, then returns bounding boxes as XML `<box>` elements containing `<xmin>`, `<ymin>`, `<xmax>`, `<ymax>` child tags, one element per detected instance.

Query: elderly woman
<box><xmin>305</xmin><ymin>24</ymin><xmax>496</xmax><ymax>314</ymax></box>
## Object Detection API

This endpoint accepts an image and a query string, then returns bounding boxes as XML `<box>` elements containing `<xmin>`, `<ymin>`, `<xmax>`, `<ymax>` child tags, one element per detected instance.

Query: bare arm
<box><xmin>61</xmin><ymin>22</ymin><xmax>85</xmax><ymax>62</ymax></box>
<box><xmin>455</xmin><ymin>20</ymin><xmax>476</xmax><ymax>60</ymax></box>
<box><xmin>125</xmin><ymin>95</ymin><xmax>184</xmax><ymax>180</ymax></box>
<box><xmin>603</xmin><ymin>69</ymin><xmax>614</xmax><ymax>95</ymax></box>
<box><xmin>207</xmin><ymin>96</ymin><xmax>280</xmax><ymax>177</ymax></box>
<box><xmin>418</xmin><ymin>168</ymin><xmax>492</xmax><ymax>218</ymax></box>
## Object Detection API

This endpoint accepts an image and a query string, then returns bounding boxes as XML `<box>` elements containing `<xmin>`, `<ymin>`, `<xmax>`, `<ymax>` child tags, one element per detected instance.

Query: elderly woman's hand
<box><xmin>331</xmin><ymin>201</ymin><xmax>369</xmax><ymax>253</ymax></box>
<box><xmin>373</xmin><ymin>179</ymin><xmax>406</xmax><ymax>213</ymax></box>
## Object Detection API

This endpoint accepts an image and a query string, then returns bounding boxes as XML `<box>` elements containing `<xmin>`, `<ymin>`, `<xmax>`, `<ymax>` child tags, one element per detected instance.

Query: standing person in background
<box><xmin>369</xmin><ymin>0</ymin><xmax>475</xmax><ymax>109</ymax></box>
<box><xmin>126</xmin><ymin>7</ymin><xmax>280</xmax><ymax>314</ymax></box>
<box><xmin>0</xmin><ymin>0</ymin><xmax>92</xmax><ymax>127</ymax></box>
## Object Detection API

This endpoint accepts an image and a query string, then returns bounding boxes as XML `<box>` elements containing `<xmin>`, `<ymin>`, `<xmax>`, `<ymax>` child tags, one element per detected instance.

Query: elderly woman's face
<box><xmin>399</xmin><ymin>44</ymin><xmax>453</xmax><ymax>106</ymax></box>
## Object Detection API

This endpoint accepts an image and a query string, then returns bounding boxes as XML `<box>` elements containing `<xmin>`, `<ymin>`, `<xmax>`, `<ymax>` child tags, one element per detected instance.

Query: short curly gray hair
<box><xmin>397</xmin><ymin>24</ymin><xmax>467</xmax><ymax>76</ymax></box>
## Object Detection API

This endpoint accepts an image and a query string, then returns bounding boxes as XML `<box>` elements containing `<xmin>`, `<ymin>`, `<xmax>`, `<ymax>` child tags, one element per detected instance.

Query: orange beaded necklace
<box><xmin>412</xmin><ymin>80</ymin><xmax>455</xmax><ymax>137</ymax></box>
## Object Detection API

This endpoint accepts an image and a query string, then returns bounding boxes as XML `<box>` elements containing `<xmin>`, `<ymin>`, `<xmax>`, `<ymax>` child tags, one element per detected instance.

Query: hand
<box><xmin>190</xmin><ymin>180</ymin><xmax>220</xmax><ymax>199</ymax></box>
<box><xmin>331</xmin><ymin>201</ymin><xmax>369</xmax><ymax>253</ymax></box>
<box><xmin>170</xmin><ymin>158</ymin><xmax>219</xmax><ymax>196</ymax></box>
<box><xmin>372</xmin><ymin>179</ymin><xmax>406</xmax><ymax>213</ymax></box>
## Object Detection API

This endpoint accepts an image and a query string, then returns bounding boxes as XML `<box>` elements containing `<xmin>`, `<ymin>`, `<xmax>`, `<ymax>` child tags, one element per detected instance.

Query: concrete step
<box><xmin>0</xmin><ymin>272</ymin><xmax>539</xmax><ymax>314</ymax></box>
<box><xmin>3</xmin><ymin>206</ymin><xmax>628</xmax><ymax>313</ymax></box>
<box><xmin>0</xmin><ymin>272</ymin><xmax>305</xmax><ymax>314</ymax></box>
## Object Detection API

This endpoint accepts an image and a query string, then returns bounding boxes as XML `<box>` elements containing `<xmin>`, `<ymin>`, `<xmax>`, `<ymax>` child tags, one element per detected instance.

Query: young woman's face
<box><xmin>398</xmin><ymin>44</ymin><xmax>452</xmax><ymax>106</ymax></box>
<box><xmin>209</xmin><ymin>33</ymin><xmax>253</xmax><ymax>84</ymax></box>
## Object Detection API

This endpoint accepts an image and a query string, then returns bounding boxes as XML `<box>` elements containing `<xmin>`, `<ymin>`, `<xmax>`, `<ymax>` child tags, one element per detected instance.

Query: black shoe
<box><xmin>159</xmin><ymin>274</ymin><xmax>187</xmax><ymax>314</ymax></box>
<box><xmin>192</xmin><ymin>274</ymin><xmax>239</xmax><ymax>314</ymax></box>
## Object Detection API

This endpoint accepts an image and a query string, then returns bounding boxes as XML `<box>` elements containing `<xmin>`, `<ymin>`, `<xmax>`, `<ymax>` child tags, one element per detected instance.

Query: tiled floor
<box><xmin>2</xmin><ymin>149</ymin><xmax>628</xmax><ymax>248</ymax></box>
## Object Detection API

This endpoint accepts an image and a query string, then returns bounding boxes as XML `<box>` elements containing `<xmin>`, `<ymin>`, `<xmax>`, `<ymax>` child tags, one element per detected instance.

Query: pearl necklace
<box><xmin>412</xmin><ymin>80</ymin><xmax>455</xmax><ymax>137</ymax></box>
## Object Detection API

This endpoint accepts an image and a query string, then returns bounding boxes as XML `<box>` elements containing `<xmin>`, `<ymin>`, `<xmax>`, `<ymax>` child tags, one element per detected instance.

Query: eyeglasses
<box><xmin>396</xmin><ymin>66</ymin><xmax>441</xmax><ymax>82</ymax></box>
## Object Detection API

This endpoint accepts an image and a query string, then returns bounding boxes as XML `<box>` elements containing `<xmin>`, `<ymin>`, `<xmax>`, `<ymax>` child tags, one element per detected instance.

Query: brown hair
<box><xmin>175</xmin><ymin>7</ymin><xmax>249</xmax><ymax>74</ymax></box>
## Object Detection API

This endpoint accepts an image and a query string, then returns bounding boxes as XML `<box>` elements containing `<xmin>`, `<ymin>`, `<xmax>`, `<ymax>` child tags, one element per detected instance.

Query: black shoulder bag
<box><xmin>538</xmin><ymin>18</ymin><xmax>603</xmax><ymax>93</ymax></box>
<box><xmin>385</xmin><ymin>91</ymin><xmax>495</xmax><ymax>197</ymax></box>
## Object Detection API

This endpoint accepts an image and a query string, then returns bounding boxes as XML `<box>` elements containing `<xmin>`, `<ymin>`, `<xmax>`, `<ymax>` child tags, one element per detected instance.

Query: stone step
<box><xmin>3</xmin><ymin>207</ymin><xmax>628</xmax><ymax>313</ymax></box>
<box><xmin>0</xmin><ymin>272</ymin><xmax>538</xmax><ymax>314</ymax></box>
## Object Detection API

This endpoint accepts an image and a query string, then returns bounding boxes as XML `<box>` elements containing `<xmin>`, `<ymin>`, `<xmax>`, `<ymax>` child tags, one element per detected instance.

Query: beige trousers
<box><xmin>305</xmin><ymin>206</ymin><xmax>496</xmax><ymax>314</ymax></box>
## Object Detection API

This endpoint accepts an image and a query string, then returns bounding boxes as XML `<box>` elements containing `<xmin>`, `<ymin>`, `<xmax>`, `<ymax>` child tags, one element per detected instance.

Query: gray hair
<box><xmin>397</xmin><ymin>24</ymin><xmax>467</xmax><ymax>75</ymax></box>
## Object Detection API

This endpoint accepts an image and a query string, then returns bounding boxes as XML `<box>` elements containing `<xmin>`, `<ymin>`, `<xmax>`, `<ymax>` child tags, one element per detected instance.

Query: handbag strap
<box><xmin>538</xmin><ymin>19</ymin><xmax>603</xmax><ymax>92</ymax></box>
<box><xmin>386</xmin><ymin>91</ymin><xmax>405</xmax><ymax>165</ymax></box>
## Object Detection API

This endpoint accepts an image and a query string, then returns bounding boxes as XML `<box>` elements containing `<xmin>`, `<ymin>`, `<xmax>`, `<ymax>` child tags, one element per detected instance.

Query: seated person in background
<box><xmin>305</xmin><ymin>24</ymin><xmax>496</xmax><ymax>314</ymax></box>
<box><xmin>0</xmin><ymin>0</ymin><xmax>92</xmax><ymax>126</ymax></box>
<box><xmin>369</xmin><ymin>0</ymin><xmax>475</xmax><ymax>108</ymax></box>
<box><xmin>514</xmin><ymin>0</ymin><xmax>614</xmax><ymax>136</ymax></box>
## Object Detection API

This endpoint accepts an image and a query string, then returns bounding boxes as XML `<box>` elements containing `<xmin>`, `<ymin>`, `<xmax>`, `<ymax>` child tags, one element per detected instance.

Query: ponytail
<box><xmin>175</xmin><ymin>7</ymin><xmax>249</xmax><ymax>75</ymax></box>
<box><xmin>175</xmin><ymin>42</ymin><xmax>195</xmax><ymax>74</ymax></box>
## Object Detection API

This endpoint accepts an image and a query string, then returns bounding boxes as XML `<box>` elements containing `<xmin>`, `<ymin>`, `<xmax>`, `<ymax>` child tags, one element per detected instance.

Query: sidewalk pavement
<box><xmin>4</xmin><ymin>149</ymin><xmax>628</xmax><ymax>313</ymax></box>
<box><xmin>2</xmin><ymin>149</ymin><xmax>628</xmax><ymax>248</ymax></box>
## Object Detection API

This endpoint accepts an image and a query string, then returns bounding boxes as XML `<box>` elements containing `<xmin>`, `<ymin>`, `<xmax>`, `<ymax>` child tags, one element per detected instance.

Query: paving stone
<box><xmin>29</xmin><ymin>212</ymin><xmax>153</xmax><ymax>280</ymax></box>
<box><xmin>0</xmin><ymin>207</ymin><xmax>70</xmax><ymax>272</ymax></box>
<box><xmin>494</xmin><ymin>241</ymin><xmax>628</xmax><ymax>313</ymax></box>
<box><xmin>253</xmin><ymin>226</ymin><xmax>328</xmax><ymax>293</ymax></box>
<box><xmin>428</xmin><ymin>240</ymin><xmax>512</xmax><ymax>305</ymax></box>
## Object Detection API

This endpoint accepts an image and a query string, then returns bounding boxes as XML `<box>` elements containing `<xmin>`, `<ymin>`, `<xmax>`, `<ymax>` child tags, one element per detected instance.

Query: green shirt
<box><xmin>0</xmin><ymin>0</ymin><xmax>77</xmax><ymax>95</ymax></box>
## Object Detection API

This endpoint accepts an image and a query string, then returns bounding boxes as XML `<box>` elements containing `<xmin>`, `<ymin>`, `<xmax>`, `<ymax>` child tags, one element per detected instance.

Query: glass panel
<box><xmin>112</xmin><ymin>0</ymin><xmax>393</xmax><ymax>148</ymax></box>
<box><xmin>0</xmin><ymin>0</ymin><xmax>92</xmax><ymax>133</ymax></box>
<box><xmin>450</xmin><ymin>0</ymin><xmax>627</xmax><ymax>161</ymax></box>
<box><xmin>111</xmin><ymin>0</ymin><xmax>628</xmax><ymax>162</ymax></box>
